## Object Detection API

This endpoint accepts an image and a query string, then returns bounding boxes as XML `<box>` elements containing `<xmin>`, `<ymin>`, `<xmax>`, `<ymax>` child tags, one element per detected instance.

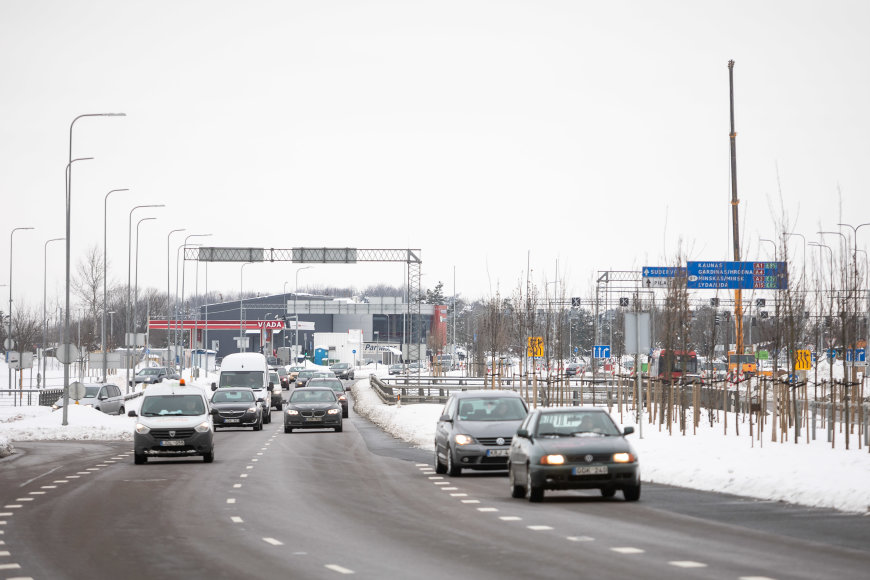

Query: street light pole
<box><xmin>177</xmin><ymin>234</ymin><xmax>211</xmax><ymax>371</ymax></box>
<box><xmin>166</xmin><ymin>228</ymin><xmax>185</xmax><ymax>365</ymax></box>
<box><xmin>282</xmin><ymin>281</ymin><xmax>289</xmax><ymax>350</ymax></box>
<box><xmin>102</xmin><ymin>188</ymin><xmax>129</xmax><ymax>382</ymax></box>
<box><xmin>240</xmin><ymin>262</ymin><xmax>255</xmax><ymax>353</ymax></box>
<box><xmin>133</xmin><ymin>217</ymin><xmax>157</xmax><ymax>355</ymax></box>
<box><xmin>42</xmin><ymin>237</ymin><xmax>64</xmax><ymax>387</ymax></box>
<box><xmin>64</xmin><ymin>112</ymin><xmax>125</xmax><ymax>425</ymax></box>
<box><xmin>126</xmin><ymin>204</ymin><xmax>164</xmax><ymax>393</ymax></box>
<box><xmin>294</xmin><ymin>266</ymin><xmax>312</xmax><ymax>361</ymax></box>
<box><xmin>9</xmin><ymin>226</ymin><xmax>35</xmax><ymax>393</ymax></box>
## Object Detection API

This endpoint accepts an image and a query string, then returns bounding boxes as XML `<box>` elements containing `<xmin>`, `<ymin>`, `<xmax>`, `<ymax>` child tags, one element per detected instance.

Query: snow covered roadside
<box><xmin>351</xmin><ymin>378</ymin><xmax>870</xmax><ymax>514</ymax></box>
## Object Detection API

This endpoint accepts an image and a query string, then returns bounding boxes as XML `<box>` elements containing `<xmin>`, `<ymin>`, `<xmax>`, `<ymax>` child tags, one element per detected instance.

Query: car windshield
<box><xmin>332</xmin><ymin>364</ymin><xmax>349</xmax><ymax>370</ymax></box>
<box><xmin>269</xmin><ymin>373</ymin><xmax>279</xmax><ymax>383</ymax></box>
<box><xmin>140</xmin><ymin>395</ymin><xmax>206</xmax><ymax>416</ymax></box>
<box><xmin>138</xmin><ymin>368</ymin><xmax>161</xmax><ymax>376</ymax></box>
<box><xmin>290</xmin><ymin>390</ymin><xmax>336</xmax><ymax>403</ymax></box>
<box><xmin>290</xmin><ymin>366</ymin><xmax>305</xmax><ymax>372</ymax></box>
<box><xmin>212</xmin><ymin>390</ymin><xmax>255</xmax><ymax>403</ymax></box>
<box><xmin>219</xmin><ymin>371</ymin><xmax>264</xmax><ymax>389</ymax></box>
<box><xmin>534</xmin><ymin>411</ymin><xmax>621</xmax><ymax>437</ymax></box>
<box><xmin>83</xmin><ymin>386</ymin><xmax>101</xmax><ymax>398</ymax></box>
<box><xmin>310</xmin><ymin>379</ymin><xmax>343</xmax><ymax>392</ymax></box>
<box><xmin>456</xmin><ymin>397</ymin><xmax>527</xmax><ymax>421</ymax></box>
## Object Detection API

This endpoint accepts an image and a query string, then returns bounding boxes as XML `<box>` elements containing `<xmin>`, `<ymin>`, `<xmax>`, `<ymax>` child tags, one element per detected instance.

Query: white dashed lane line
<box><xmin>263</xmin><ymin>538</ymin><xmax>284</xmax><ymax>546</ymax></box>
<box><xmin>230</xmin><ymin>517</ymin><xmax>243</xmax><ymax>523</ymax></box>
<box><xmin>240</xmin><ymin>474</ymin><xmax>248</xmax><ymax>478</ymax></box>
<box><xmin>324</xmin><ymin>564</ymin><xmax>354</xmax><ymax>575</ymax></box>
<box><xmin>477</xmin><ymin>508</ymin><xmax>498</xmax><ymax>512</ymax></box>
<box><xmin>527</xmin><ymin>525</ymin><xmax>553</xmax><ymax>531</ymax></box>
<box><xmin>233</xmin><ymin>484</ymin><xmax>242</xmax><ymax>489</ymax></box>
<box><xmin>0</xmin><ymin>563</ymin><xmax>22</xmax><ymax>570</ymax></box>
<box><xmin>500</xmin><ymin>516</ymin><xmax>522</xmax><ymax>521</ymax></box>
<box><xmin>460</xmin><ymin>500</ymin><xmax>480</xmax><ymax>504</ymax></box>
<box><xmin>449</xmin><ymin>493</ymin><xmax>467</xmax><ymax>497</ymax></box>
<box><xmin>610</xmin><ymin>547</ymin><xmax>644</xmax><ymax>554</ymax></box>
<box><xmin>226</xmin><ymin>499</ymin><xmax>236</xmax><ymax>504</ymax></box>
<box><xmin>566</xmin><ymin>536</ymin><xmax>594</xmax><ymax>542</ymax></box>
<box><xmin>41</xmin><ymin>485</ymin><xmax>57</xmax><ymax>489</ymax></box>
<box><xmin>669</xmin><ymin>561</ymin><xmax>707</xmax><ymax>568</ymax></box>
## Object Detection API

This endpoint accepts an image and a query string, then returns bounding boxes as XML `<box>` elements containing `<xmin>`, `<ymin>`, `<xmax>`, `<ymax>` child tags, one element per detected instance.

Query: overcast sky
<box><xmin>2</xmin><ymin>0</ymin><xmax>868</xmax><ymax>313</ymax></box>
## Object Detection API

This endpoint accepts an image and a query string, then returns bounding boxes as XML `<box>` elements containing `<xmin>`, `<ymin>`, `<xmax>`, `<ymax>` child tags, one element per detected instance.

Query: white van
<box><xmin>212</xmin><ymin>352</ymin><xmax>275</xmax><ymax>423</ymax></box>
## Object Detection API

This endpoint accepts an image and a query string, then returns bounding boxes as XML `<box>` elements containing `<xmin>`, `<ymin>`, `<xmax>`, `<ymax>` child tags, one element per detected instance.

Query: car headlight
<box><xmin>247</xmin><ymin>406</ymin><xmax>257</xmax><ymax>413</ymax></box>
<box><xmin>135</xmin><ymin>423</ymin><xmax>150</xmax><ymax>435</ymax></box>
<box><xmin>338</xmin><ymin>395</ymin><xmax>347</xmax><ymax>402</ymax></box>
<box><xmin>541</xmin><ymin>454</ymin><xmax>565</xmax><ymax>465</ymax></box>
<box><xmin>84</xmin><ymin>404</ymin><xmax>94</xmax><ymax>408</ymax></box>
<box><xmin>327</xmin><ymin>409</ymin><xmax>340</xmax><ymax>415</ymax></box>
<box><xmin>195</xmin><ymin>421</ymin><xmax>211</xmax><ymax>433</ymax></box>
<box><xmin>286</xmin><ymin>409</ymin><xmax>299</xmax><ymax>415</ymax></box>
<box><xmin>51</xmin><ymin>404</ymin><xmax>60</xmax><ymax>411</ymax></box>
<box><xmin>454</xmin><ymin>434</ymin><xmax>474</xmax><ymax>446</ymax></box>
<box><xmin>612</xmin><ymin>452</ymin><xmax>636</xmax><ymax>463</ymax></box>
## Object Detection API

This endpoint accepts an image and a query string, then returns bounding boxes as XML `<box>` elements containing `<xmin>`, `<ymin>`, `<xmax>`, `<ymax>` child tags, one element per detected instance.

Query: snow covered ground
<box><xmin>3</xmin><ymin>360</ymin><xmax>869</xmax><ymax>514</ymax></box>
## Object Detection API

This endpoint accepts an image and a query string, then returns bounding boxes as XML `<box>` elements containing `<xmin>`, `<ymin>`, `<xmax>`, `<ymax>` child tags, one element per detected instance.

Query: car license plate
<box><xmin>486</xmin><ymin>449</ymin><xmax>509</xmax><ymax>457</ymax></box>
<box><xmin>573</xmin><ymin>466</ymin><xmax>607</xmax><ymax>475</ymax></box>
<box><xmin>224</xmin><ymin>418</ymin><xmax>240</xmax><ymax>423</ymax></box>
<box><xmin>160</xmin><ymin>440</ymin><xmax>185</xmax><ymax>447</ymax></box>
<box><xmin>305</xmin><ymin>416</ymin><xmax>322</xmax><ymax>422</ymax></box>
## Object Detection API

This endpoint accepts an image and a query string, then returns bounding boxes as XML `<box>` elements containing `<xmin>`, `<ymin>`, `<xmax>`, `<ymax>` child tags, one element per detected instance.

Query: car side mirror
<box><xmin>516</xmin><ymin>428</ymin><xmax>530</xmax><ymax>439</ymax></box>
<box><xmin>439</xmin><ymin>414</ymin><xmax>452</xmax><ymax>423</ymax></box>
<box><xmin>99</xmin><ymin>395</ymin><xmax>107</xmax><ymax>400</ymax></box>
<box><xmin>345</xmin><ymin>385</ymin><xmax>351</xmax><ymax>392</ymax></box>
<box><xmin>210</xmin><ymin>408</ymin><xmax>220</xmax><ymax>416</ymax></box>
<box><xmin>127</xmin><ymin>410</ymin><xmax>137</xmax><ymax>417</ymax></box>
<box><xmin>269</xmin><ymin>382</ymin><xmax>274</xmax><ymax>388</ymax></box>
<box><xmin>623</xmin><ymin>426</ymin><xmax>635</xmax><ymax>436</ymax></box>
<box><xmin>211</xmin><ymin>383</ymin><xmax>217</xmax><ymax>391</ymax></box>
<box><xmin>257</xmin><ymin>398</ymin><xmax>265</xmax><ymax>403</ymax></box>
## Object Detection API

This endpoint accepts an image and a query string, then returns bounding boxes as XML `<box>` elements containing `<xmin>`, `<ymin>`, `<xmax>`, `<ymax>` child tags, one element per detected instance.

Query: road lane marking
<box><xmin>3</xmin><ymin>506</ymin><xmax>22</xmax><ymax>509</ymax></box>
<box><xmin>0</xmin><ymin>514</ymin><xmax>11</xmax><ymax>517</ymax></box>
<box><xmin>76</xmin><ymin>472</ymin><xmax>91</xmax><ymax>475</ymax></box>
<box><xmin>325</xmin><ymin>564</ymin><xmax>354</xmax><ymax>574</ymax></box>
<box><xmin>233</xmin><ymin>484</ymin><xmax>242</xmax><ymax>488</ymax></box>
<box><xmin>246</xmin><ymin>465</ymin><xmax>253</xmax><ymax>469</ymax></box>
<box><xmin>28</xmin><ymin>492</ymin><xmax>45</xmax><ymax>495</ymax></box>
<box><xmin>257</xmin><ymin>453</ymin><xmax>264</xmax><ymax>456</ymax></box>
<box><xmin>65</xmin><ymin>476</ymin><xmax>80</xmax><ymax>478</ymax></box>
<box><xmin>96</xmin><ymin>464</ymin><xmax>109</xmax><ymax>467</ymax></box>
<box><xmin>440</xmin><ymin>487</ymin><xmax>458</xmax><ymax>491</ymax></box>
<box><xmin>477</xmin><ymin>508</ymin><xmax>498</xmax><ymax>512</ymax></box>
<box><xmin>527</xmin><ymin>525</ymin><xmax>553</xmax><ymax>531</ymax></box>
<box><xmin>415</xmin><ymin>463</ymin><xmax>428</xmax><ymax>467</ymax></box>
<box><xmin>86</xmin><ymin>468</ymin><xmax>99</xmax><ymax>471</ymax></box>
<box><xmin>240</xmin><ymin>474</ymin><xmax>248</xmax><ymax>478</ymax></box>
<box><xmin>611</xmin><ymin>547</ymin><xmax>644</xmax><ymax>554</ymax></box>
<box><xmin>433</xmin><ymin>482</ymin><xmax>450</xmax><ymax>486</ymax></box>
<box><xmin>669</xmin><ymin>561</ymin><xmax>707</xmax><ymax>568</ymax></box>
<box><xmin>14</xmin><ymin>499</ymin><xmax>33</xmax><ymax>502</ymax></box>
<box><xmin>226</xmin><ymin>499</ymin><xmax>236</xmax><ymax>504</ymax></box>
<box><xmin>461</xmin><ymin>500</ymin><xmax>480</xmax><ymax>504</ymax></box>
<box><xmin>251</xmin><ymin>459</ymin><xmax>258</xmax><ymax>462</ymax></box>
<box><xmin>263</xmin><ymin>538</ymin><xmax>283</xmax><ymax>546</ymax></box>
<box><xmin>739</xmin><ymin>577</ymin><xmax>777</xmax><ymax>580</ymax></box>
<box><xmin>500</xmin><ymin>516</ymin><xmax>522</xmax><ymax>521</ymax></box>
<box><xmin>52</xmin><ymin>481</ymin><xmax>68</xmax><ymax>484</ymax></box>
<box><xmin>231</xmin><ymin>517</ymin><xmax>243</xmax><ymax>523</ymax></box>
<box><xmin>450</xmin><ymin>493</ymin><xmax>467</xmax><ymax>497</ymax></box>
<box><xmin>0</xmin><ymin>563</ymin><xmax>21</xmax><ymax>570</ymax></box>
<box><xmin>0</xmin><ymin>551</ymin><xmax>9</xmax><ymax>555</ymax></box>
<box><xmin>41</xmin><ymin>486</ymin><xmax>57</xmax><ymax>489</ymax></box>
<box><xmin>427</xmin><ymin>476</ymin><xmax>443</xmax><ymax>480</ymax></box>
<box><xmin>567</xmin><ymin>536</ymin><xmax>595</xmax><ymax>542</ymax></box>
<box><xmin>104</xmin><ymin>461</ymin><xmax>116</xmax><ymax>464</ymax></box>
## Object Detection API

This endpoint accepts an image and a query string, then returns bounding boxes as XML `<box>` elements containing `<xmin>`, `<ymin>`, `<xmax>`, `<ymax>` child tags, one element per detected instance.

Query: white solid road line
<box><xmin>324</xmin><ymin>564</ymin><xmax>354</xmax><ymax>574</ymax></box>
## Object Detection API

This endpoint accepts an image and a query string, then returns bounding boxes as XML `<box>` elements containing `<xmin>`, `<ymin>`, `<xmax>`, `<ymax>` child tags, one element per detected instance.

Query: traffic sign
<box><xmin>69</xmin><ymin>381</ymin><xmax>86</xmax><ymax>400</ymax></box>
<box><xmin>593</xmin><ymin>345</ymin><xmax>611</xmax><ymax>359</ymax></box>
<box><xmin>642</xmin><ymin>266</ymin><xmax>686</xmax><ymax>289</ymax></box>
<box><xmin>856</xmin><ymin>348</ymin><xmax>866</xmax><ymax>366</ymax></box>
<box><xmin>527</xmin><ymin>336</ymin><xmax>544</xmax><ymax>358</ymax></box>
<box><xmin>3</xmin><ymin>338</ymin><xmax>13</xmax><ymax>350</ymax></box>
<box><xmin>795</xmin><ymin>350</ymin><xmax>812</xmax><ymax>371</ymax></box>
<box><xmin>56</xmin><ymin>343</ymin><xmax>79</xmax><ymax>365</ymax></box>
<box><xmin>686</xmin><ymin>261</ymin><xmax>788</xmax><ymax>290</ymax></box>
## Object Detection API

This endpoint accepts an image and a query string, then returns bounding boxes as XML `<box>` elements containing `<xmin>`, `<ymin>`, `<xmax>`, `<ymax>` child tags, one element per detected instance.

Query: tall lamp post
<box><xmin>64</xmin><ymin>112</ymin><xmax>125</xmax><ymax>425</ymax></box>
<box><xmin>166</xmin><ymin>228</ymin><xmax>185</xmax><ymax>364</ymax></box>
<box><xmin>8</xmin><ymin>226</ymin><xmax>35</xmax><ymax>393</ymax></box>
<box><xmin>294</xmin><ymin>266</ymin><xmax>312</xmax><ymax>361</ymax></box>
<box><xmin>133</xmin><ymin>217</ymin><xmax>157</xmax><ymax>352</ymax></box>
<box><xmin>125</xmin><ymin>204</ymin><xmax>164</xmax><ymax>393</ymax></box>
<box><xmin>176</xmin><ymin>234</ymin><xmax>211</xmax><ymax>370</ymax></box>
<box><xmin>42</xmin><ymin>236</ymin><xmax>64</xmax><ymax>387</ymax></box>
<box><xmin>102</xmin><ymin>188</ymin><xmax>129</xmax><ymax>382</ymax></box>
<box><xmin>240</xmin><ymin>262</ymin><xmax>255</xmax><ymax>353</ymax></box>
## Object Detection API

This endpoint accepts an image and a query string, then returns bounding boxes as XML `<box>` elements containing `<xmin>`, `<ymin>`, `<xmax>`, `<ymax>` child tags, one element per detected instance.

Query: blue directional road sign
<box><xmin>642</xmin><ymin>266</ymin><xmax>686</xmax><ymax>288</ymax></box>
<box><xmin>593</xmin><ymin>345</ymin><xmax>611</xmax><ymax>359</ymax></box>
<box><xmin>686</xmin><ymin>261</ymin><xmax>788</xmax><ymax>290</ymax></box>
<box><xmin>856</xmin><ymin>348</ymin><xmax>866</xmax><ymax>365</ymax></box>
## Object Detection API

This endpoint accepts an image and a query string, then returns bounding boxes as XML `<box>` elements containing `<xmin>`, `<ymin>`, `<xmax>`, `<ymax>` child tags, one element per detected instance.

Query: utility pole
<box><xmin>728</xmin><ymin>60</ymin><xmax>745</xmax><ymax>357</ymax></box>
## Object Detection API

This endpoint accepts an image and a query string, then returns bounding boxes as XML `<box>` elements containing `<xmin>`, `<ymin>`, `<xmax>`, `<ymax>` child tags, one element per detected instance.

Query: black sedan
<box><xmin>283</xmin><ymin>387</ymin><xmax>343</xmax><ymax>433</ymax></box>
<box><xmin>508</xmin><ymin>407</ymin><xmax>640</xmax><ymax>502</ymax></box>
<box><xmin>210</xmin><ymin>388</ymin><xmax>263</xmax><ymax>431</ymax></box>
<box><xmin>295</xmin><ymin>369</ymin><xmax>333</xmax><ymax>388</ymax></box>
<box><xmin>329</xmin><ymin>362</ymin><xmax>355</xmax><ymax>380</ymax></box>
<box><xmin>307</xmin><ymin>378</ymin><xmax>349</xmax><ymax>418</ymax></box>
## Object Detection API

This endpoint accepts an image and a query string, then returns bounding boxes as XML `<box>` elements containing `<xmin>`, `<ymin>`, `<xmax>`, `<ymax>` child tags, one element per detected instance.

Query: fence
<box><xmin>0</xmin><ymin>388</ymin><xmax>144</xmax><ymax>408</ymax></box>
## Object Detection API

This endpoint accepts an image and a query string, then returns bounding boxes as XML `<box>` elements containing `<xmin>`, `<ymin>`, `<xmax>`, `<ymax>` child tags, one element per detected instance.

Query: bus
<box><xmin>649</xmin><ymin>349</ymin><xmax>700</xmax><ymax>382</ymax></box>
<box><xmin>728</xmin><ymin>351</ymin><xmax>757</xmax><ymax>377</ymax></box>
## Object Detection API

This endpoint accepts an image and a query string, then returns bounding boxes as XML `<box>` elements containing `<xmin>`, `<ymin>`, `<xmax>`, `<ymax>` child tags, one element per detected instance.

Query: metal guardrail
<box><xmin>0</xmin><ymin>388</ymin><xmax>144</xmax><ymax>408</ymax></box>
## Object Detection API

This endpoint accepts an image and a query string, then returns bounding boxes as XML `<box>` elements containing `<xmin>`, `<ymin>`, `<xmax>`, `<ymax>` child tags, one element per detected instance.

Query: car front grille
<box><xmin>477</xmin><ymin>437</ymin><xmax>512</xmax><ymax>446</ymax></box>
<box><xmin>565</xmin><ymin>453</ymin><xmax>612</xmax><ymax>463</ymax></box>
<box><xmin>300</xmin><ymin>410</ymin><xmax>326</xmax><ymax>418</ymax></box>
<box><xmin>150</xmin><ymin>428</ymin><xmax>196</xmax><ymax>439</ymax></box>
<box><xmin>218</xmin><ymin>410</ymin><xmax>244</xmax><ymax>417</ymax></box>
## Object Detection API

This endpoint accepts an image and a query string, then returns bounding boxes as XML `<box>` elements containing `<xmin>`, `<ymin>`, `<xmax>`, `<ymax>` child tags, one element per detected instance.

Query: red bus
<box><xmin>649</xmin><ymin>349</ymin><xmax>700</xmax><ymax>381</ymax></box>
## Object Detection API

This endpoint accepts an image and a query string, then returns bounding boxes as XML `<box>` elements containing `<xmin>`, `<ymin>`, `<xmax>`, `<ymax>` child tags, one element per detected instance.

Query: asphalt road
<box><xmin>1</xmin><ymin>389</ymin><xmax>868</xmax><ymax>580</ymax></box>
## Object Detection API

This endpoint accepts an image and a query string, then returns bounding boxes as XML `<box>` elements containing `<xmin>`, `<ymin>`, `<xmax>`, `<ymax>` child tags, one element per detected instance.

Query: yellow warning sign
<box><xmin>795</xmin><ymin>349</ymin><xmax>812</xmax><ymax>371</ymax></box>
<box><xmin>527</xmin><ymin>336</ymin><xmax>544</xmax><ymax>358</ymax></box>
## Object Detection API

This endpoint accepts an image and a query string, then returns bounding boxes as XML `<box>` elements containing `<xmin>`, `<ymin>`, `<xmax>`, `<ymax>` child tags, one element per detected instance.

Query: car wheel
<box><xmin>509</xmin><ymin>464</ymin><xmax>526</xmax><ymax>498</ymax></box>
<box><xmin>203</xmin><ymin>451</ymin><xmax>214</xmax><ymax>463</ymax></box>
<box><xmin>446</xmin><ymin>446</ymin><xmax>461</xmax><ymax>477</ymax></box>
<box><xmin>335</xmin><ymin>422</ymin><xmax>343</xmax><ymax>432</ymax></box>
<box><xmin>275</xmin><ymin>402</ymin><xmax>283</xmax><ymax>411</ymax></box>
<box><xmin>527</xmin><ymin>467</ymin><xmax>543</xmax><ymax>502</ymax></box>
<box><xmin>134</xmin><ymin>453</ymin><xmax>147</xmax><ymax>465</ymax></box>
<box><xmin>623</xmin><ymin>482</ymin><xmax>641</xmax><ymax>502</ymax></box>
<box><xmin>434</xmin><ymin>447</ymin><xmax>447</xmax><ymax>474</ymax></box>
<box><xmin>264</xmin><ymin>409</ymin><xmax>271</xmax><ymax>424</ymax></box>
<box><xmin>117</xmin><ymin>406</ymin><xmax>125</xmax><ymax>416</ymax></box>
<box><xmin>284</xmin><ymin>426</ymin><xmax>292</xmax><ymax>433</ymax></box>
<box><xmin>601</xmin><ymin>488</ymin><xmax>616</xmax><ymax>498</ymax></box>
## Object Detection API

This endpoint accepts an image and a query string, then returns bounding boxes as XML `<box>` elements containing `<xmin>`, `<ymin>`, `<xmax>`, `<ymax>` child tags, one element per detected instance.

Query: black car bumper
<box><xmin>284</xmin><ymin>412</ymin><xmax>342</xmax><ymax>429</ymax></box>
<box><xmin>530</xmin><ymin>463</ymin><xmax>639</xmax><ymax>490</ymax></box>
<box><xmin>453</xmin><ymin>445</ymin><xmax>511</xmax><ymax>470</ymax></box>
<box><xmin>134</xmin><ymin>430</ymin><xmax>214</xmax><ymax>457</ymax></box>
<box><xmin>213</xmin><ymin>411</ymin><xmax>259</xmax><ymax>427</ymax></box>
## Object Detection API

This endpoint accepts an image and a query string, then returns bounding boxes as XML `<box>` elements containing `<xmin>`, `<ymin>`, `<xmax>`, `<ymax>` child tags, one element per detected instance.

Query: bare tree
<box><xmin>72</xmin><ymin>245</ymin><xmax>105</xmax><ymax>349</ymax></box>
